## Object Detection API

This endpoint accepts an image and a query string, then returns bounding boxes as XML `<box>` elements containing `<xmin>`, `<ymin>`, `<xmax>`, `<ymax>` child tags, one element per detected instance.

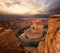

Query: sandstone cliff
<box><xmin>38</xmin><ymin>14</ymin><xmax>60</xmax><ymax>53</ymax></box>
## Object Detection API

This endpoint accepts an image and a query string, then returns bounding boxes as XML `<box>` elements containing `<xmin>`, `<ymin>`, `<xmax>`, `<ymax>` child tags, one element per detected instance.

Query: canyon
<box><xmin>0</xmin><ymin>14</ymin><xmax>60</xmax><ymax>53</ymax></box>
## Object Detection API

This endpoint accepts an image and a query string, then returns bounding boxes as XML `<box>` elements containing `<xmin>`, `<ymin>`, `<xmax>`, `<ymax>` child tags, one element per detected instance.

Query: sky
<box><xmin>0</xmin><ymin>0</ymin><xmax>60</xmax><ymax>15</ymax></box>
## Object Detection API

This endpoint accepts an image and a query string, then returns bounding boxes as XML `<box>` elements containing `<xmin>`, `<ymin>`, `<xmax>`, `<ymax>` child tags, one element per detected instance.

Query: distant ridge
<box><xmin>0</xmin><ymin>14</ymin><xmax>51</xmax><ymax>19</ymax></box>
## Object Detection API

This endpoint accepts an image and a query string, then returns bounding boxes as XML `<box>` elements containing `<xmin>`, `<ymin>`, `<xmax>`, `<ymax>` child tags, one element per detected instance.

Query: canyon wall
<box><xmin>38</xmin><ymin>14</ymin><xmax>60</xmax><ymax>53</ymax></box>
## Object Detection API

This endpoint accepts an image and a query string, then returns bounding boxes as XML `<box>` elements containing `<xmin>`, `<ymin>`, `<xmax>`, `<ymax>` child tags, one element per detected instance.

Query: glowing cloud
<box><xmin>0</xmin><ymin>0</ymin><xmax>60</xmax><ymax>15</ymax></box>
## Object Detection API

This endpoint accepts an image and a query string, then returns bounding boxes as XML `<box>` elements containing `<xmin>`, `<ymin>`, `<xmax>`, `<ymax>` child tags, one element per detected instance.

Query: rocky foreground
<box><xmin>0</xmin><ymin>28</ymin><xmax>37</xmax><ymax>53</ymax></box>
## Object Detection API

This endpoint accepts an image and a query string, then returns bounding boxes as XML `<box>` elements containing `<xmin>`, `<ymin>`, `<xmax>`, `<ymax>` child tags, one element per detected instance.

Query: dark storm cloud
<box><xmin>46</xmin><ymin>0</ymin><xmax>60</xmax><ymax>14</ymax></box>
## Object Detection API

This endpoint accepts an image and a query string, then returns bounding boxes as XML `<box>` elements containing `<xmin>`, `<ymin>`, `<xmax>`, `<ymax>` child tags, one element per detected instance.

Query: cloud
<box><xmin>0</xmin><ymin>0</ymin><xmax>60</xmax><ymax>15</ymax></box>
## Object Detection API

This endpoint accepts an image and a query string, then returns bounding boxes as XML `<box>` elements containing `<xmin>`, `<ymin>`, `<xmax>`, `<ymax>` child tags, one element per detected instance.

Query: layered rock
<box><xmin>38</xmin><ymin>14</ymin><xmax>60</xmax><ymax>53</ymax></box>
<box><xmin>0</xmin><ymin>28</ymin><xmax>37</xmax><ymax>53</ymax></box>
<box><xmin>0</xmin><ymin>19</ymin><xmax>31</xmax><ymax>33</ymax></box>
<box><xmin>24</xmin><ymin>25</ymin><xmax>44</xmax><ymax>39</ymax></box>
<box><xmin>0</xmin><ymin>28</ymin><xmax>25</xmax><ymax>53</ymax></box>
<box><xmin>22</xmin><ymin>19</ymin><xmax>44</xmax><ymax>39</ymax></box>
<box><xmin>0</xmin><ymin>18</ymin><xmax>48</xmax><ymax>53</ymax></box>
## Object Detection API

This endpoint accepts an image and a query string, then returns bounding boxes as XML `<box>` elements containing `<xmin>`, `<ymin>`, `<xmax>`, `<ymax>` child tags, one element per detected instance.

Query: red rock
<box><xmin>0</xmin><ymin>29</ymin><xmax>25</xmax><ymax>53</ymax></box>
<box><xmin>24</xmin><ymin>19</ymin><xmax>44</xmax><ymax>39</ymax></box>
<box><xmin>38</xmin><ymin>14</ymin><xmax>60</xmax><ymax>53</ymax></box>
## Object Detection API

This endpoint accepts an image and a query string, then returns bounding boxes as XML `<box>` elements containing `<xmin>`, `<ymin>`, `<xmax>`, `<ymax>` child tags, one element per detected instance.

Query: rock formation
<box><xmin>0</xmin><ymin>28</ymin><xmax>25</xmax><ymax>53</ymax></box>
<box><xmin>19</xmin><ymin>19</ymin><xmax>47</xmax><ymax>47</ymax></box>
<box><xmin>0</xmin><ymin>18</ymin><xmax>48</xmax><ymax>53</ymax></box>
<box><xmin>24</xmin><ymin>19</ymin><xmax>44</xmax><ymax>39</ymax></box>
<box><xmin>38</xmin><ymin>14</ymin><xmax>60</xmax><ymax>53</ymax></box>
<box><xmin>0</xmin><ymin>19</ymin><xmax>31</xmax><ymax>34</ymax></box>
<box><xmin>0</xmin><ymin>28</ymin><xmax>38</xmax><ymax>53</ymax></box>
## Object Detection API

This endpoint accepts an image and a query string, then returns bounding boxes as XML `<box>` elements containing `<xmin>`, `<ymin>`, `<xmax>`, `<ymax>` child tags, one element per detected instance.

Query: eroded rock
<box><xmin>38</xmin><ymin>14</ymin><xmax>60</xmax><ymax>53</ymax></box>
<box><xmin>0</xmin><ymin>29</ymin><xmax>25</xmax><ymax>53</ymax></box>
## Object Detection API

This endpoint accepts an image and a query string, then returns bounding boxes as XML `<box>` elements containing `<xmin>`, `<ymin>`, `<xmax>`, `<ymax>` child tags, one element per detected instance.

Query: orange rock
<box><xmin>0</xmin><ymin>28</ymin><xmax>4</xmax><ymax>34</ymax></box>
<box><xmin>38</xmin><ymin>14</ymin><xmax>60</xmax><ymax>53</ymax></box>
<box><xmin>0</xmin><ymin>29</ymin><xmax>25</xmax><ymax>53</ymax></box>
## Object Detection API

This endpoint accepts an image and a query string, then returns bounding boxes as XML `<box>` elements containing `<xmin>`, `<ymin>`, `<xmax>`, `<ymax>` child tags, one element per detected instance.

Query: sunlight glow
<box><xmin>0</xmin><ymin>0</ymin><xmax>59</xmax><ymax>15</ymax></box>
